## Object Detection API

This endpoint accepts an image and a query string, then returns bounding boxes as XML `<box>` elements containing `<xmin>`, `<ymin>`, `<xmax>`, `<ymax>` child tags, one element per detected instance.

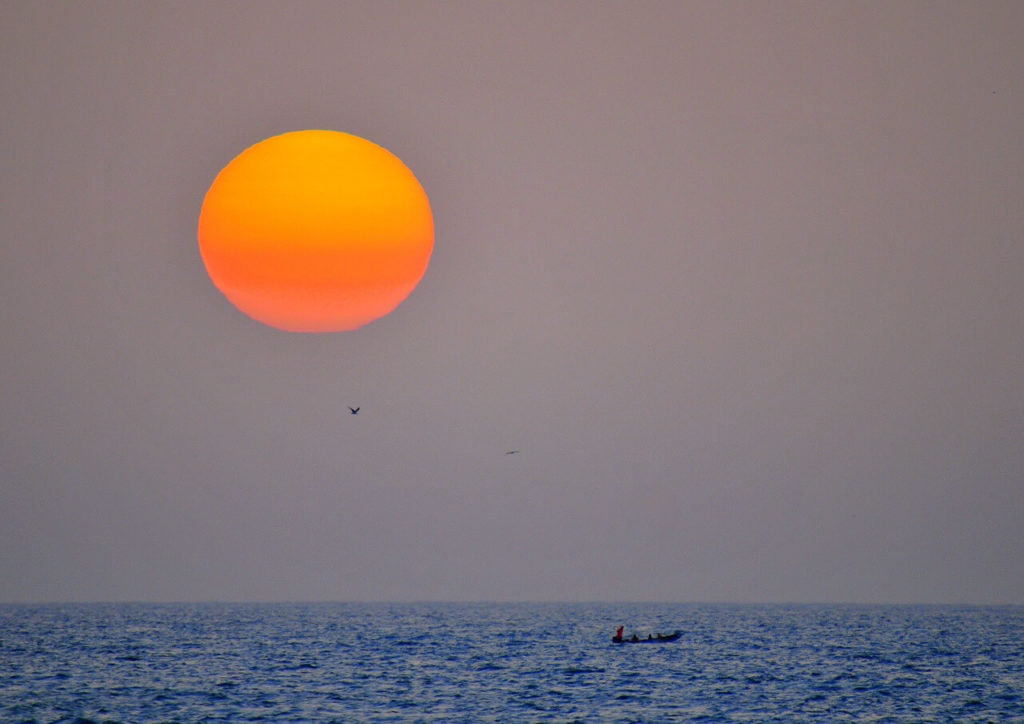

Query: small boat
<box><xmin>612</xmin><ymin>630</ymin><xmax>681</xmax><ymax>644</ymax></box>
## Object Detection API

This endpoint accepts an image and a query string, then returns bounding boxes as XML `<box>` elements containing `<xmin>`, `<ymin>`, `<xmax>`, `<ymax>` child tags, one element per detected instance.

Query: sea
<box><xmin>1</xmin><ymin>602</ymin><xmax>1022</xmax><ymax>722</ymax></box>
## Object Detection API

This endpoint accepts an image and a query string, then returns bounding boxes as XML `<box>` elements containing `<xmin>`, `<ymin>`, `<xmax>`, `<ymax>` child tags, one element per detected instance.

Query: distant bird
<box><xmin>349</xmin><ymin>406</ymin><xmax>360</xmax><ymax>415</ymax></box>
<box><xmin>505</xmin><ymin>450</ymin><xmax>519</xmax><ymax>455</ymax></box>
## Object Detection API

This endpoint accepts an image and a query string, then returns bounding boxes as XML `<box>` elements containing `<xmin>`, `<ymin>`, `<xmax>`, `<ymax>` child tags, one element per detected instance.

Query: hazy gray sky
<box><xmin>2</xmin><ymin>1</ymin><xmax>1022</xmax><ymax>604</ymax></box>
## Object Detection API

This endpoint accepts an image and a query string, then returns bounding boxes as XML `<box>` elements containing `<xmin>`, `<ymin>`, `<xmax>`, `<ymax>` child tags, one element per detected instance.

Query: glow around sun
<box><xmin>198</xmin><ymin>130</ymin><xmax>434</xmax><ymax>332</ymax></box>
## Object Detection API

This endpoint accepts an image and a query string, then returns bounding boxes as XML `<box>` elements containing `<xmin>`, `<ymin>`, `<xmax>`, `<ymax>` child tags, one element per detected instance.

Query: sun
<box><xmin>198</xmin><ymin>130</ymin><xmax>433</xmax><ymax>332</ymax></box>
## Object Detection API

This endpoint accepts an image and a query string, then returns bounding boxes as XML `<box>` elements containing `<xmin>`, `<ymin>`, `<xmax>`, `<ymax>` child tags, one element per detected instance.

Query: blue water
<box><xmin>2</xmin><ymin>603</ymin><xmax>1022</xmax><ymax>722</ymax></box>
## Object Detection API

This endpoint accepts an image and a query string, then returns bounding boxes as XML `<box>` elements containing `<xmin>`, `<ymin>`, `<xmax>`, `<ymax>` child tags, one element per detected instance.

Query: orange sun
<box><xmin>198</xmin><ymin>130</ymin><xmax>433</xmax><ymax>332</ymax></box>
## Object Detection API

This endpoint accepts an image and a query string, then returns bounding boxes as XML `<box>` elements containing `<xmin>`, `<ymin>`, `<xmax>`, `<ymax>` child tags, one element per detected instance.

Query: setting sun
<box><xmin>198</xmin><ymin>130</ymin><xmax>433</xmax><ymax>332</ymax></box>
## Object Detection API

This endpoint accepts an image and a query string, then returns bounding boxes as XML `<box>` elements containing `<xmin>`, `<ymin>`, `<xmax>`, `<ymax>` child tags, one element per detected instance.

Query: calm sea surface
<box><xmin>1</xmin><ymin>603</ymin><xmax>1022</xmax><ymax>722</ymax></box>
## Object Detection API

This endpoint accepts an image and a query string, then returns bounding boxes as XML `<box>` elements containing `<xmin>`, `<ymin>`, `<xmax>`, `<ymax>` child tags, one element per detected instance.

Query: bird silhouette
<box><xmin>349</xmin><ymin>406</ymin><xmax>360</xmax><ymax>415</ymax></box>
<box><xmin>505</xmin><ymin>450</ymin><xmax>519</xmax><ymax>455</ymax></box>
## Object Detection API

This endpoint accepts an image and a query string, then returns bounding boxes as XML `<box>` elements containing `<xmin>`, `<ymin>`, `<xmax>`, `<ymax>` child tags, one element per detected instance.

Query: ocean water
<box><xmin>1</xmin><ymin>603</ymin><xmax>1022</xmax><ymax>722</ymax></box>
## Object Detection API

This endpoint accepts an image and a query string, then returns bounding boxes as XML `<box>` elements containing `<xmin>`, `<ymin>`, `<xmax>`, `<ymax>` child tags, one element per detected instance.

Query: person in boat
<box><xmin>631</xmin><ymin>634</ymin><xmax>639</xmax><ymax>641</ymax></box>
<box><xmin>615</xmin><ymin>626</ymin><xmax>624</xmax><ymax>641</ymax></box>
<box><xmin>648</xmin><ymin>634</ymin><xmax>653</xmax><ymax>640</ymax></box>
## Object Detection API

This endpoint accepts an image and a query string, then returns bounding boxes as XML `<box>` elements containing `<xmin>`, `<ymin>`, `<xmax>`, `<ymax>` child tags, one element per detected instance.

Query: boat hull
<box><xmin>612</xmin><ymin>630</ymin><xmax>681</xmax><ymax>644</ymax></box>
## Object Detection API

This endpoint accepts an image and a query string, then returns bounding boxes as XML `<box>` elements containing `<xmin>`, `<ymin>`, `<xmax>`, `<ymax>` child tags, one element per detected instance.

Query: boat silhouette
<box><xmin>612</xmin><ymin>630</ymin><xmax>681</xmax><ymax>644</ymax></box>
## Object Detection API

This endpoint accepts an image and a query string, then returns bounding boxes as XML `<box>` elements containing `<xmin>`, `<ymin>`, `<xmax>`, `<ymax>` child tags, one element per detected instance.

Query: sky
<box><xmin>2</xmin><ymin>1</ymin><xmax>1022</xmax><ymax>604</ymax></box>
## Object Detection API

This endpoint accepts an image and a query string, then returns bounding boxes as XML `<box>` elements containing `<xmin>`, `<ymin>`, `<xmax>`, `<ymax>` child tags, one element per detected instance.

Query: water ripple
<box><xmin>2</xmin><ymin>603</ymin><xmax>1023</xmax><ymax>722</ymax></box>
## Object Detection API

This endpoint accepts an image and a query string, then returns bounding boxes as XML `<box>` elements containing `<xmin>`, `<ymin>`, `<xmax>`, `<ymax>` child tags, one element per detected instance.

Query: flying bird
<box><xmin>349</xmin><ymin>406</ymin><xmax>360</xmax><ymax>415</ymax></box>
<box><xmin>505</xmin><ymin>450</ymin><xmax>519</xmax><ymax>455</ymax></box>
